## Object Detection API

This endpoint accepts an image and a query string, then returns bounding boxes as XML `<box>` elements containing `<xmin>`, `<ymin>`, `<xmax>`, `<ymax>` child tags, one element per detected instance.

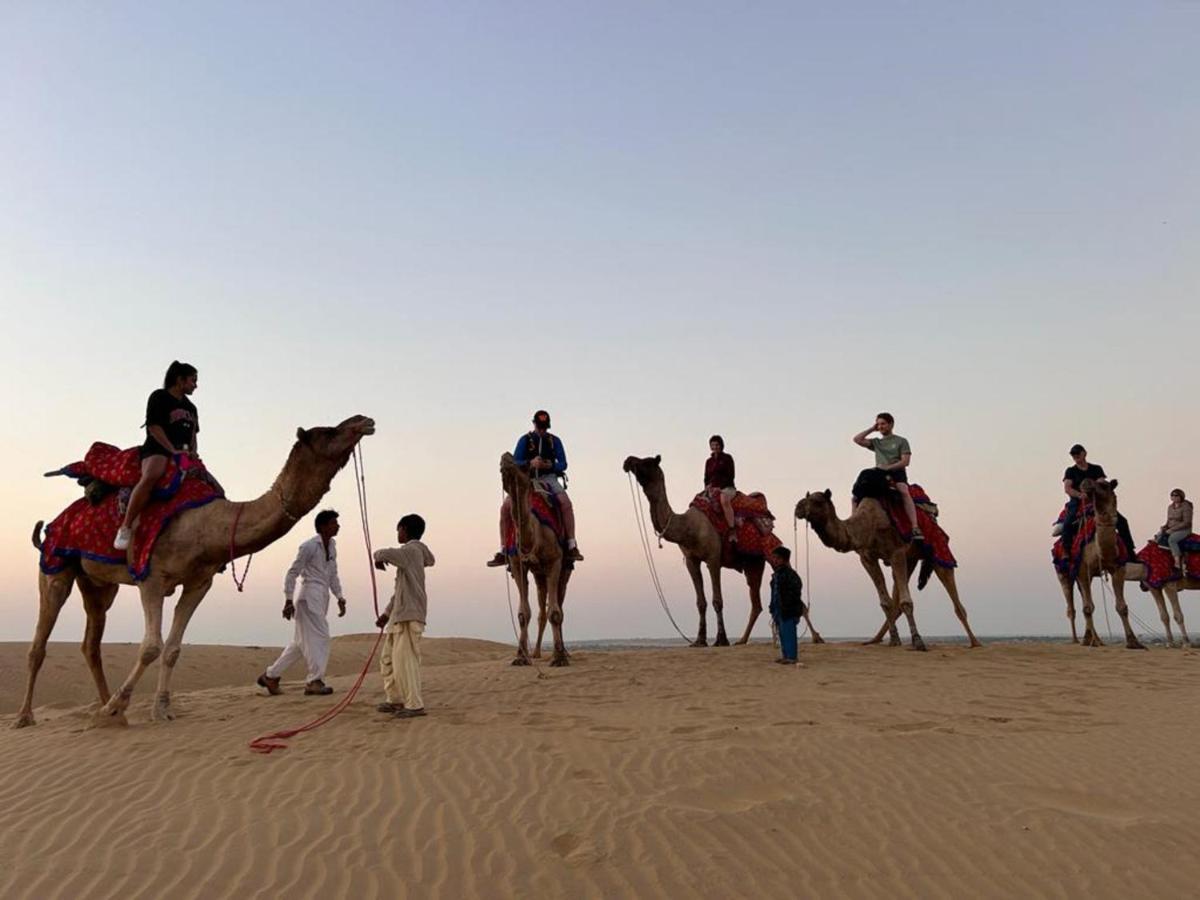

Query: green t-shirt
<box><xmin>870</xmin><ymin>434</ymin><xmax>911</xmax><ymax>468</ymax></box>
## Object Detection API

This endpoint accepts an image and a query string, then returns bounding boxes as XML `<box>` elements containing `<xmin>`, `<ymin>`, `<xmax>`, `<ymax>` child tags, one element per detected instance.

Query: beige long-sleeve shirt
<box><xmin>1162</xmin><ymin>500</ymin><xmax>1193</xmax><ymax>535</ymax></box>
<box><xmin>375</xmin><ymin>540</ymin><xmax>435</xmax><ymax>628</ymax></box>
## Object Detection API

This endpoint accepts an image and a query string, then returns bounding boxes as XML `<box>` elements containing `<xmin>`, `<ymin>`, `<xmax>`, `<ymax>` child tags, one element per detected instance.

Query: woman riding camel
<box><xmin>113</xmin><ymin>361</ymin><xmax>199</xmax><ymax>551</ymax></box>
<box><xmin>704</xmin><ymin>435</ymin><xmax>738</xmax><ymax>542</ymax></box>
<box><xmin>1156</xmin><ymin>488</ymin><xmax>1193</xmax><ymax>572</ymax></box>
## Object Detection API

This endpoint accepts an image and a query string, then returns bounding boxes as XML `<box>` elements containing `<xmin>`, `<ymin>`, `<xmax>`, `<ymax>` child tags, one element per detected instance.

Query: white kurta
<box><xmin>266</xmin><ymin>535</ymin><xmax>344</xmax><ymax>683</ymax></box>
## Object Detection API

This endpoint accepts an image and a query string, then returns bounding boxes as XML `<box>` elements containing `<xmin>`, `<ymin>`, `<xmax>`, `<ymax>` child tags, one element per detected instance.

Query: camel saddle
<box><xmin>881</xmin><ymin>485</ymin><xmax>956</xmax><ymax>569</ymax></box>
<box><xmin>502</xmin><ymin>489</ymin><xmax>572</xmax><ymax>564</ymax></box>
<box><xmin>39</xmin><ymin>442</ymin><xmax>224</xmax><ymax>581</ymax></box>
<box><xmin>1135</xmin><ymin>537</ymin><xmax>1200</xmax><ymax>588</ymax></box>
<box><xmin>1050</xmin><ymin>506</ymin><xmax>1132</xmax><ymax>580</ymax></box>
<box><xmin>689</xmin><ymin>488</ymin><xmax>782</xmax><ymax>570</ymax></box>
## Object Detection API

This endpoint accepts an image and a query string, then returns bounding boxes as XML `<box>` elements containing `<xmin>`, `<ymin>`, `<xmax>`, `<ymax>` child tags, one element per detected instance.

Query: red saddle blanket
<box><xmin>40</xmin><ymin>443</ymin><xmax>224</xmax><ymax>581</ymax></box>
<box><xmin>1051</xmin><ymin>511</ymin><xmax>1131</xmax><ymax>579</ymax></box>
<box><xmin>689</xmin><ymin>489</ymin><xmax>782</xmax><ymax>569</ymax></box>
<box><xmin>882</xmin><ymin>485</ymin><xmax>956</xmax><ymax>568</ymax></box>
<box><xmin>502</xmin><ymin>490</ymin><xmax>566</xmax><ymax>557</ymax></box>
<box><xmin>1135</xmin><ymin>537</ymin><xmax>1200</xmax><ymax>589</ymax></box>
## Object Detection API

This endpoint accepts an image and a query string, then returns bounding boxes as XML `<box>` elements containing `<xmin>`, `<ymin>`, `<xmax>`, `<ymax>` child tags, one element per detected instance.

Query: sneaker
<box><xmin>1051</xmin><ymin>523</ymin><xmax>1064</xmax><ymax>536</ymax></box>
<box><xmin>566</xmin><ymin>546</ymin><xmax>585</xmax><ymax>562</ymax></box>
<box><xmin>304</xmin><ymin>680</ymin><xmax>333</xmax><ymax>696</ymax></box>
<box><xmin>256</xmin><ymin>673</ymin><xmax>282</xmax><ymax>696</ymax></box>
<box><xmin>911</xmin><ymin>528</ymin><xmax>925</xmax><ymax>543</ymax></box>
<box><xmin>395</xmin><ymin>707</ymin><xmax>427</xmax><ymax>719</ymax></box>
<box><xmin>376</xmin><ymin>701</ymin><xmax>403</xmax><ymax>713</ymax></box>
<box><xmin>486</xmin><ymin>552</ymin><xmax>508</xmax><ymax>568</ymax></box>
<box><xmin>113</xmin><ymin>526</ymin><xmax>133</xmax><ymax>551</ymax></box>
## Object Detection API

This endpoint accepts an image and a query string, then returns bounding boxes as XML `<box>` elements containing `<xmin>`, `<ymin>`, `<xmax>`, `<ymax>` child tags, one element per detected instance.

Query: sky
<box><xmin>1</xmin><ymin>2</ymin><xmax>1197</xmax><ymax>649</ymax></box>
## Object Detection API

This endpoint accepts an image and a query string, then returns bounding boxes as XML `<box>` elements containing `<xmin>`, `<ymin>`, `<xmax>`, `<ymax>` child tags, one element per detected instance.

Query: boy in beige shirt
<box><xmin>374</xmin><ymin>514</ymin><xmax>435</xmax><ymax>718</ymax></box>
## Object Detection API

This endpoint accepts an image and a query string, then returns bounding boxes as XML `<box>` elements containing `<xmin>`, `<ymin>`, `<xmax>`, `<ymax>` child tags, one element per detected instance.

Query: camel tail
<box><xmin>31</xmin><ymin>521</ymin><xmax>45</xmax><ymax>552</ymax></box>
<box><xmin>917</xmin><ymin>557</ymin><xmax>933</xmax><ymax>591</ymax></box>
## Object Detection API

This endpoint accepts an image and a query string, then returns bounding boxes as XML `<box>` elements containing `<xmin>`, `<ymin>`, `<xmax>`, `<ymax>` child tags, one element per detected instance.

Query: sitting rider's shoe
<box><xmin>113</xmin><ymin>526</ymin><xmax>133</xmax><ymax>551</ymax></box>
<box><xmin>486</xmin><ymin>552</ymin><xmax>508</xmax><ymax>568</ymax></box>
<box><xmin>566</xmin><ymin>546</ymin><xmax>584</xmax><ymax>562</ymax></box>
<box><xmin>304</xmin><ymin>680</ymin><xmax>333</xmax><ymax>696</ymax></box>
<box><xmin>256</xmin><ymin>673</ymin><xmax>282</xmax><ymax>696</ymax></box>
<box><xmin>1051</xmin><ymin>523</ymin><xmax>1064</xmax><ymax>536</ymax></box>
<box><xmin>910</xmin><ymin>528</ymin><xmax>925</xmax><ymax>543</ymax></box>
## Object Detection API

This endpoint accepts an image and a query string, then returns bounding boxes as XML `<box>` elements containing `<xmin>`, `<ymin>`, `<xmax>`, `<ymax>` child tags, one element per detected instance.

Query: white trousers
<box><xmin>380</xmin><ymin>621</ymin><xmax>424</xmax><ymax>709</ymax></box>
<box><xmin>266</xmin><ymin>586</ymin><xmax>331</xmax><ymax>683</ymax></box>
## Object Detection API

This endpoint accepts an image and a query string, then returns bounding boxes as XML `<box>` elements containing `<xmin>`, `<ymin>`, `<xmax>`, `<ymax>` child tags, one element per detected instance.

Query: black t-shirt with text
<box><xmin>1063</xmin><ymin>463</ymin><xmax>1106</xmax><ymax>492</ymax></box>
<box><xmin>142</xmin><ymin>389</ymin><xmax>199</xmax><ymax>453</ymax></box>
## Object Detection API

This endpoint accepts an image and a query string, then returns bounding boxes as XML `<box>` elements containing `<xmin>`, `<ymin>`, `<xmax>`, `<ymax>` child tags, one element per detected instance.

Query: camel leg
<box><xmin>737</xmin><ymin>562</ymin><xmax>764</xmax><ymax>645</ymax></box>
<box><xmin>709</xmin><ymin>561</ymin><xmax>730</xmax><ymax>647</ymax></box>
<box><xmin>1111</xmin><ymin>573</ymin><xmax>1145</xmax><ymax>650</ymax></box>
<box><xmin>533</xmin><ymin>593</ymin><xmax>548</xmax><ymax>659</ymax></box>
<box><xmin>1077</xmin><ymin>576</ymin><xmax>1102</xmax><ymax>647</ymax></box>
<box><xmin>859</xmin><ymin>556</ymin><xmax>899</xmax><ymax>646</ymax></box>
<box><xmin>933</xmin><ymin>567</ymin><xmax>981</xmax><ymax>648</ymax></box>
<box><xmin>545</xmin><ymin>565</ymin><xmax>569</xmax><ymax>667</ymax></box>
<box><xmin>98</xmin><ymin>578</ymin><xmax>166</xmax><ymax>723</ymax></box>
<box><xmin>153</xmin><ymin>577</ymin><xmax>214</xmax><ymax>721</ymax></box>
<box><xmin>891</xmin><ymin>554</ymin><xmax>925</xmax><ymax>651</ymax></box>
<box><xmin>1149</xmin><ymin>588</ymin><xmax>1175</xmax><ymax>648</ymax></box>
<box><xmin>684</xmin><ymin>554</ymin><xmax>708</xmax><ymax>647</ymax></box>
<box><xmin>1058</xmin><ymin>574</ymin><xmax>1079</xmax><ymax>643</ymax></box>
<box><xmin>511</xmin><ymin>563</ymin><xmax>533</xmax><ymax>666</ymax></box>
<box><xmin>1164</xmin><ymin>586</ymin><xmax>1191</xmax><ymax>648</ymax></box>
<box><xmin>77</xmin><ymin>579</ymin><xmax>119</xmax><ymax>708</ymax></box>
<box><xmin>13</xmin><ymin>570</ymin><xmax>75</xmax><ymax>728</ymax></box>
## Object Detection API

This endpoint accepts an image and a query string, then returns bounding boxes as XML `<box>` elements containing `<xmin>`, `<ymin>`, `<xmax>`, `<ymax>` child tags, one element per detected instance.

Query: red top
<box><xmin>704</xmin><ymin>452</ymin><xmax>736</xmax><ymax>490</ymax></box>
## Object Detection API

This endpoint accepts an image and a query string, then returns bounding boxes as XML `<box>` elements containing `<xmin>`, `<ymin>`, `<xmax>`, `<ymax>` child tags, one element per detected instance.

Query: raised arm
<box><xmin>853</xmin><ymin>427</ymin><xmax>875</xmax><ymax>449</ymax></box>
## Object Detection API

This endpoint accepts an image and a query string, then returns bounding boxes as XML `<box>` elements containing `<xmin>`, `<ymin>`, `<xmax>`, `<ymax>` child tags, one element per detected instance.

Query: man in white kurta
<box><xmin>374</xmin><ymin>513</ymin><xmax>435</xmax><ymax>718</ymax></box>
<box><xmin>257</xmin><ymin>510</ymin><xmax>347</xmax><ymax>696</ymax></box>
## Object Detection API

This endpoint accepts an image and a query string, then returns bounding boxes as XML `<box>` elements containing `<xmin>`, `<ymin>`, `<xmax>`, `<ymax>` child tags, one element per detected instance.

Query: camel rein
<box><xmin>248</xmin><ymin>444</ymin><xmax>384</xmax><ymax>754</ymax></box>
<box><xmin>627</xmin><ymin>473</ymin><xmax>691</xmax><ymax>643</ymax></box>
<box><xmin>228</xmin><ymin>486</ymin><xmax>301</xmax><ymax>592</ymax></box>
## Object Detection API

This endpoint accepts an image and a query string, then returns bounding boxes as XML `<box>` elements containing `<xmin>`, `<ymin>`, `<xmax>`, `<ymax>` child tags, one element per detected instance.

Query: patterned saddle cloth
<box><xmin>1050</xmin><ymin>505</ymin><xmax>1131</xmax><ymax>580</ymax></box>
<box><xmin>502</xmin><ymin>490</ymin><xmax>566</xmax><ymax>557</ymax></box>
<box><xmin>40</xmin><ymin>442</ymin><xmax>224</xmax><ymax>581</ymax></box>
<box><xmin>689</xmin><ymin>488</ymin><xmax>782</xmax><ymax>570</ymax></box>
<box><xmin>882</xmin><ymin>484</ymin><xmax>956</xmax><ymax>569</ymax></box>
<box><xmin>1135</xmin><ymin>536</ymin><xmax>1200</xmax><ymax>588</ymax></box>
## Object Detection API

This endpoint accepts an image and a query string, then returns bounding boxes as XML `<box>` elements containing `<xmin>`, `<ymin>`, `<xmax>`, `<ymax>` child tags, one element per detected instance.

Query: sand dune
<box><xmin>2</xmin><ymin>637</ymin><xmax>1199</xmax><ymax>898</ymax></box>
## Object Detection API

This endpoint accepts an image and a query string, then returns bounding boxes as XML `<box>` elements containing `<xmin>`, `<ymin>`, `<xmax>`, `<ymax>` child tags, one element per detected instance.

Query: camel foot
<box><xmin>888</xmin><ymin>636</ymin><xmax>902</xmax><ymax>648</ymax></box>
<box><xmin>152</xmin><ymin>695</ymin><xmax>176</xmax><ymax>722</ymax></box>
<box><xmin>91</xmin><ymin>708</ymin><xmax>129</xmax><ymax>729</ymax></box>
<box><xmin>12</xmin><ymin>711</ymin><xmax>35</xmax><ymax>729</ymax></box>
<box><xmin>1125</xmin><ymin>638</ymin><xmax>1147</xmax><ymax>651</ymax></box>
<box><xmin>969</xmin><ymin>638</ymin><xmax>983</xmax><ymax>648</ymax></box>
<box><xmin>550</xmin><ymin>653</ymin><xmax>570</xmax><ymax>668</ymax></box>
<box><xmin>531</xmin><ymin>650</ymin><xmax>542</xmax><ymax>659</ymax></box>
<box><xmin>1081</xmin><ymin>632</ymin><xmax>1103</xmax><ymax>647</ymax></box>
<box><xmin>810</xmin><ymin>633</ymin><xmax>826</xmax><ymax>644</ymax></box>
<box><xmin>690</xmin><ymin>638</ymin><xmax>708</xmax><ymax>648</ymax></box>
<box><xmin>1181</xmin><ymin>639</ymin><xmax>1193</xmax><ymax>649</ymax></box>
<box><xmin>511</xmin><ymin>656</ymin><xmax>531</xmax><ymax>667</ymax></box>
<box><xmin>714</xmin><ymin>635</ymin><xmax>731</xmax><ymax>647</ymax></box>
<box><xmin>910</xmin><ymin>636</ymin><xmax>928</xmax><ymax>652</ymax></box>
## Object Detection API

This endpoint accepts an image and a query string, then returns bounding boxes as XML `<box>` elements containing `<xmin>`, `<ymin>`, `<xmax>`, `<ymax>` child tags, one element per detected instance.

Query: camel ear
<box><xmin>823</xmin><ymin>488</ymin><xmax>832</xmax><ymax>499</ymax></box>
<box><xmin>654</xmin><ymin>454</ymin><xmax>661</xmax><ymax>464</ymax></box>
<box><xmin>296</xmin><ymin>427</ymin><xmax>310</xmax><ymax>444</ymax></box>
<box><xmin>1109</xmin><ymin>478</ymin><xmax>1118</xmax><ymax>490</ymax></box>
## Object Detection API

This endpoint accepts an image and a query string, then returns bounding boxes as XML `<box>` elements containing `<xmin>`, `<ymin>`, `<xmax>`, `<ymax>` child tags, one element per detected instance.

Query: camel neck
<box><xmin>643</xmin><ymin>479</ymin><xmax>676</xmax><ymax>538</ymax></box>
<box><xmin>227</xmin><ymin>447</ymin><xmax>339</xmax><ymax>558</ymax></box>
<box><xmin>811</xmin><ymin>505</ymin><xmax>855</xmax><ymax>553</ymax></box>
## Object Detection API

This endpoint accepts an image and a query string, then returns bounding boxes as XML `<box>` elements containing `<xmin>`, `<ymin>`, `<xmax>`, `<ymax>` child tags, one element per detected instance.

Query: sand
<box><xmin>2</xmin><ymin>636</ymin><xmax>1199</xmax><ymax>899</ymax></box>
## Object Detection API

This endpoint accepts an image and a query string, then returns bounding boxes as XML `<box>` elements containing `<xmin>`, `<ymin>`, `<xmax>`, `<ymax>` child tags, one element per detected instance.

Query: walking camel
<box><xmin>500</xmin><ymin>452</ymin><xmax>572</xmax><ymax>666</ymax></box>
<box><xmin>14</xmin><ymin>415</ymin><xmax>375</xmax><ymax>728</ymax></box>
<box><xmin>1054</xmin><ymin>479</ymin><xmax>1145</xmax><ymax>649</ymax></box>
<box><xmin>623</xmin><ymin>455</ymin><xmax>823</xmax><ymax>647</ymax></box>
<box><xmin>1123</xmin><ymin>563</ymin><xmax>1194</xmax><ymax>648</ymax></box>
<box><xmin>794</xmin><ymin>488</ymin><xmax>980</xmax><ymax>650</ymax></box>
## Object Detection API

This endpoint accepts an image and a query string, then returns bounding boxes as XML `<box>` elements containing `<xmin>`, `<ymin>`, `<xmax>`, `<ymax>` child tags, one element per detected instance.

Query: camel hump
<box><xmin>31</xmin><ymin>520</ymin><xmax>45</xmax><ymax>551</ymax></box>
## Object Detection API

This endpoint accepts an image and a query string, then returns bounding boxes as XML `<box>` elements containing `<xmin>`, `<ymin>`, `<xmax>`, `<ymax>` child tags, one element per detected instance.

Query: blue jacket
<box><xmin>514</xmin><ymin>431</ymin><xmax>568</xmax><ymax>476</ymax></box>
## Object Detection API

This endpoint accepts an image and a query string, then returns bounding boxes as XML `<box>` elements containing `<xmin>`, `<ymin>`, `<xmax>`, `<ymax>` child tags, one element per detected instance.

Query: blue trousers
<box><xmin>775</xmin><ymin>613</ymin><xmax>799</xmax><ymax>661</ymax></box>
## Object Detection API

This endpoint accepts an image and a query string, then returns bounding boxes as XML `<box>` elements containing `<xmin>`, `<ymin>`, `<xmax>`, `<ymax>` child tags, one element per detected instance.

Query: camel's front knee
<box><xmin>139</xmin><ymin>641</ymin><xmax>164</xmax><ymax>666</ymax></box>
<box><xmin>162</xmin><ymin>645</ymin><xmax>181</xmax><ymax>667</ymax></box>
<box><xmin>548</xmin><ymin>608</ymin><xmax>563</xmax><ymax>627</ymax></box>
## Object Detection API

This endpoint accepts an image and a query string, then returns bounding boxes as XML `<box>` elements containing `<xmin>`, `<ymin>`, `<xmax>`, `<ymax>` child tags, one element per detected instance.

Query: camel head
<box><xmin>621</xmin><ymin>454</ymin><xmax>663</xmax><ymax>488</ymax></box>
<box><xmin>794</xmin><ymin>489</ymin><xmax>834</xmax><ymax>523</ymax></box>
<box><xmin>293</xmin><ymin>415</ymin><xmax>376</xmax><ymax>471</ymax></box>
<box><xmin>500</xmin><ymin>452</ymin><xmax>531</xmax><ymax>497</ymax></box>
<box><xmin>1082</xmin><ymin>478</ymin><xmax>1119</xmax><ymax>519</ymax></box>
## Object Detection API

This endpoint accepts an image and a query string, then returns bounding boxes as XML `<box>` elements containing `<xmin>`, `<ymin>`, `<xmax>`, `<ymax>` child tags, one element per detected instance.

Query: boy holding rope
<box><xmin>374</xmin><ymin>514</ymin><xmax>435</xmax><ymax>719</ymax></box>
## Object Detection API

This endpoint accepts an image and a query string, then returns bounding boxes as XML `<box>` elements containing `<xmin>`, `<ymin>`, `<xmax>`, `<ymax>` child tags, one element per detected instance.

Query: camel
<box><xmin>14</xmin><ymin>415</ymin><xmax>376</xmax><ymax>729</ymax></box>
<box><xmin>1122</xmin><ymin>563</ymin><xmax>1194</xmax><ymax>648</ymax></box>
<box><xmin>623</xmin><ymin>455</ymin><xmax>823</xmax><ymax>647</ymax></box>
<box><xmin>793</xmin><ymin>489</ymin><xmax>980</xmax><ymax>651</ymax></box>
<box><xmin>501</xmin><ymin>452</ymin><xmax>572</xmax><ymax>667</ymax></box>
<box><xmin>1053</xmin><ymin>479</ymin><xmax>1144</xmax><ymax>649</ymax></box>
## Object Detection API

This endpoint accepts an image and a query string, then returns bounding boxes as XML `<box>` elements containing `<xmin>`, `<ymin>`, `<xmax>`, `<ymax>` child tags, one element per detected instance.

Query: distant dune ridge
<box><xmin>3</xmin><ymin>636</ymin><xmax>1200</xmax><ymax>898</ymax></box>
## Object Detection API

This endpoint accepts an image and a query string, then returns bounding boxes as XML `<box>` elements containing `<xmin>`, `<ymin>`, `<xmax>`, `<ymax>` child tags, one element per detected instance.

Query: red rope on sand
<box><xmin>249</xmin><ymin>445</ymin><xmax>383</xmax><ymax>754</ymax></box>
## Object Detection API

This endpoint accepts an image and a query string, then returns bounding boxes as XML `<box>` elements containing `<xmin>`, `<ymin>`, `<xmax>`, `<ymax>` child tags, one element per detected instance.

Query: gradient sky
<box><xmin>2</xmin><ymin>2</ymin><xmax>1197</xmax><ymax>649</ymax></box>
